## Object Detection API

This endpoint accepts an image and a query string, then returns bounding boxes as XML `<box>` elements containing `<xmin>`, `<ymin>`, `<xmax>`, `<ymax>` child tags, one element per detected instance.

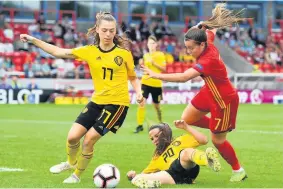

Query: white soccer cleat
<box><xmin>63</xmin><ymin>173</ymin><xmax>80</xmax><ymax>184</ymax></box>
<box><xmin>49</xmin><ymin>162</ymin><xmax>76</xmax><ymax>174</ymax></box>
<box><xmin>132</xmin><ymin>177</ymin><xmax>161</xmax><ymax>188</ymax></box>
<box><xmin>206</xmin><ymin>147</ymin><xmax>221</xmax><ymax>172</ymax></box>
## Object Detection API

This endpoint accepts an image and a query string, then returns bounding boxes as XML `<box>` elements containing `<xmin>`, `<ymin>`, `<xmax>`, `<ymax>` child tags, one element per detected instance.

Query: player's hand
<box><xmin>136</xmin><ymin>93</ymin><xmax>144</xmax><ymax>104</ymax></box>
<box><xmin>141</xmin><ymin>65</ymin><xmax>157</xmax><ymax>79</ymax></box>
<box><xmin>127</xmin><ymin>170</ymin><xmax>136</xmax><ymax>181</ymax></box>
<box><xmin>174</xmin><ymin>120</ymin><xmax>189</xmax><ymax>130</ymax></box>
<box><xmin>20</xmin><ymin>34</ymin><xmax>35</xmax><ymax>43</ymax></box>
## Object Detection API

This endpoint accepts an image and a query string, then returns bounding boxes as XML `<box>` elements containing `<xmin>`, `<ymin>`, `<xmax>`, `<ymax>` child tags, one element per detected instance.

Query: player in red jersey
<box><xmin>142</xmin><ymin>4</ymin><xmax>248</xmax><ymax>182</ymax></box>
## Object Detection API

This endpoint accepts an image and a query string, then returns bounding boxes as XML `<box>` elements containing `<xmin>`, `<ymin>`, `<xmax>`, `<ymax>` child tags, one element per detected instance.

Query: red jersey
<box><xmin>192</xmin><ymin>30</ymin><xmax>237</xmax><ymax>109</ymax></box>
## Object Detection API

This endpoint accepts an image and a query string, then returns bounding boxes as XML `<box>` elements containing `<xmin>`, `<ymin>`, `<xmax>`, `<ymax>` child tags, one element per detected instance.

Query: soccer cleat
<box><xmin>49</xmin><ymin>162</ymin><xmax>76</xmax><ymax>174</ymax></box>
<box><xmin>133</xmin><ymin>125</ymin><xmax>144</xmax><ymax>133</ymax></box>
<box><xmin>205</xmin><ymin>147</ymin><xmax>221</xmax><ymax>172</ymax></box>
<box><xmin>132</xmin><ymin>177</ymin><xmax>161</xmax><ymax>188</ymax></box>
<box><xmin>230</xmin><ymin>169</ymin><xmax>248</xmax><ymax>182</ymax></box>
<box><xmin>63</xmin><ymin>173</ymin><xmax>80</xmax><ymax>183</ymax></box>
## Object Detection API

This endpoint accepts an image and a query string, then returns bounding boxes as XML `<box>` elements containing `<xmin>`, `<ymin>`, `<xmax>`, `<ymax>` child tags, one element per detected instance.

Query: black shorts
<box><xmin>142</xmin><ymin>84</ymin><xmax>162</xmax><ymax>104</ymax></box>
<box><xmin>166</xmin><ymin>158</ymin><xmax>200</xmax><ymax>184</ymax></box>
<box><xmin>75</xmin><ymin>101</ymin><xmax>128</xmax><ymax>136</ymax></box>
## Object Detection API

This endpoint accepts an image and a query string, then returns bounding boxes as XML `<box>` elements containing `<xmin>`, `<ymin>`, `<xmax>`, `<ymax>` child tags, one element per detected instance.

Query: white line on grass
<box><xmin>0</xmin><ymin>167</ymin><xmax>24</xmax><ymax>172</ymax></box>
<box><xmin>0</xmin><ymin>119</ymin><xmax>282</xmax><ymax>135</ymax></box>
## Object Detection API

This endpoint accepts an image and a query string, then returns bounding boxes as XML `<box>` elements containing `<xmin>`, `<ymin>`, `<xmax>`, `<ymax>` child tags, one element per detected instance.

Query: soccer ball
<box><xmin>93</xmin><ymin>164</ymin><xmax>120</xmax><ymax>188</ymax></box>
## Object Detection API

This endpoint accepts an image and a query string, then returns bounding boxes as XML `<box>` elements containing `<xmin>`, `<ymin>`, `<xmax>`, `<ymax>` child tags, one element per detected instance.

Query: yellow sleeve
<box><xmin>142</xmin><ymin>159</ymin><xmax>159</xmax><ymax>174</ymax></box>
<box><xmin>71</xmin><ymin>45</ymin><xmax>91</xmax><ymax>62</ymax></box>
<box><xmin>179</xmin><ymin>134</ymin><xmax>200</xmax><ymax>149</ymax></box>
<box><xmin>125</xmin><ymin>51</ymin><xmax>136</xmax><ymax>77</ymax></box>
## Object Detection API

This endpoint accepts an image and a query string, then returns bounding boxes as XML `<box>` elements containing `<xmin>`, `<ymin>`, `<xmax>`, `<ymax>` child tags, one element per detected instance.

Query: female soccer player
<box><xmin>20</xmin><ymin>12</ymin><xmax>143</xmax><ymax>183</ymax></box>
<box><xmin>142</xmin><ymin>4</ymin><xmax>247</xmax><ymax>182</ymax></box>
<box><xmin>134</xmin><ymin>35</ymin><xmax>166</xmax><ymax>133</ymax></box>
<box><xmin>127</xmin><ymin>121</ymin><xmax>221</xmax><ymax>188</ymax></box>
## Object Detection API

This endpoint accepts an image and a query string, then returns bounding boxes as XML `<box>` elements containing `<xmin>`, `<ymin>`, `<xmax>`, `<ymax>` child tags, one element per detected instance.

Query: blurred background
<box><xmin>0</xmin><ymin>0</ymin><xmax>283</xmax><ymax>105</ymax></box>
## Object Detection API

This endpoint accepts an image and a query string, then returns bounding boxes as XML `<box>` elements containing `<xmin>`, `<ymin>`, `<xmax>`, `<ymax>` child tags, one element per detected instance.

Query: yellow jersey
<box><xmin>141</xmin><ymin>51</ymin><xmax>166</xmax><ymax>88</ymax></box>
<box><xmin>72</xmin><ymin>45</ymin><xmax>136</xmax><ymax>106</ymax></box>
<box><xmin>142</xmin><ymin>134</ymin><xmax>200</xmax><ymax>173</ymax></box>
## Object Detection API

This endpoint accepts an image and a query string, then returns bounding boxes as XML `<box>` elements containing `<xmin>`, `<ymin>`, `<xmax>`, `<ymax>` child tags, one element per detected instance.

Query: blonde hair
<box><xmin>201</xmin><ymin>3</ymin><xmax>247</xmax><ymax>29</ymax></box>
<box><xmin>87</xmin><ymin>11</ymin><xmax>131</xmax><ymax>50</ymax></box>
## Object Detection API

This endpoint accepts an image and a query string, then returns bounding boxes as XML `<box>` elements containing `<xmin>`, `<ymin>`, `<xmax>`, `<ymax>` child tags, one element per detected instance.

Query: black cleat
<box><xmin>133</xmin><ymin>125</ymin><xmax>144</xmax><ymax>133</ymax></box>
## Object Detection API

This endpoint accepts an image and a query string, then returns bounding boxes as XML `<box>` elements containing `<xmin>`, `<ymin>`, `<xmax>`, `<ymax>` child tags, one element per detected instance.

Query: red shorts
<box><xmin>191</xmin><ymin>88</ymin><xmax>239</xmax><ymax>133</ymax></box>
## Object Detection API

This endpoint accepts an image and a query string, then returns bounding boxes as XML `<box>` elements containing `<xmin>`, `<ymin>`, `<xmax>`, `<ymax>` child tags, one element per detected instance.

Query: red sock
<box><xmin>215</xmin><ymin>140</ymin><xmax>241</xmax><ymax>171</ymax></box>
<box><xmin>192</xmin><ymin>116</ymin><xmax>210</xmax><ymax>129</ymax></box>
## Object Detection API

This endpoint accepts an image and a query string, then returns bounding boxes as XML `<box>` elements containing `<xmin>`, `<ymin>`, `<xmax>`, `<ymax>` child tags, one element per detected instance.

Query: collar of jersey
<box><xmin>98</xmin><ymin>44</ymin><xmax>117</xmax><ymax>53</ymax></box>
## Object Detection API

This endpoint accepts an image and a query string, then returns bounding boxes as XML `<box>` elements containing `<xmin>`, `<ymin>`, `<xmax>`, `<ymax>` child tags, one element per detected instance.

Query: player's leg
<box><xmin>135</xmin><ymin>84</ymin><xmax>149</xmax><ymax>133</ymax></box>
<box><xmin>152</xmin><ymin>87</ymin><xmax>162</xmax><ymax>123</ymax></box>
<box><xmin>179</xmin><ymin>148</ymin><xmax>221</xmax><ymax>172</ymax></box>
<box><xmin>50</xmin><ymin>102</ymin><xmax>97</xmax><ymax>174</ymax></box>
<box><xmin>181</xmin><ymin>88</ymin><xmax>210</xmax><ymax>128</ymax></box>
<box><xmin>210</xmin><ymin>96</ymin><xmax>247</xmax><ymax>181</ymax></box>
<box><xmin>132</xmin><ymin>171</ymin><xmax>174</xmax><ymax>188</ymax></box>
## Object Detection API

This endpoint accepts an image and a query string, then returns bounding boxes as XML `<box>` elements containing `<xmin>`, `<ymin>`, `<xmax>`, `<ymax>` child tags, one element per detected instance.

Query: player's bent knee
<box><xmin>180</xmin><ymin>148</ymin><xmax>195</xmax><ymax>162</ymax></box>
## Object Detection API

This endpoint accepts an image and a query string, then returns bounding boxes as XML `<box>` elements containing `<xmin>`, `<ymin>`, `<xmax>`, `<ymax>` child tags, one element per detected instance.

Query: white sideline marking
<box><xmin>0</xmin><ymin>167</ymin><xmax>24</xmax><ymax>172</ymax></box>
<box><xmin>0</xmin><ymin>119</ymin><xmax>282</xmax><ymax>135</ymax></box>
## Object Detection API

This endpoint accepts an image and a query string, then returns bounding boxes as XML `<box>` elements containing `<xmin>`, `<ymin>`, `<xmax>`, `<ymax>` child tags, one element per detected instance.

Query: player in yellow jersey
<box><xmin>20</xmin><ymin>12</ymin><xmax>143</xmax><ymax>184</ymax></box>
<box><xmin>127</xmin><ymin>120</ymin><xmax>221</xmax><ymax>188</ymax></box>
<box><xmin>134</xmin><ymin>35</ymin><xmax>166</xmax><ymax>133</ymax></box>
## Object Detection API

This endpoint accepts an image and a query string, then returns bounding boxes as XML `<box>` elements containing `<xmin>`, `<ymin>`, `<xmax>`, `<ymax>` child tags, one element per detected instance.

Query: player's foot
<box><xmin>230</xmin><ymin>169</ymin><xmax>247</xmax><ymax>182</ymax></box>
<box><xmin>133</xmin><ymin>125</ymin><xmax>144</xmax><ymax>133</ymax></box>
<box><xmin>63</xmin><ymin>173</ymin><xmax>80</xmax><ymax>184</ymax></box>
<box><xmin>205</xmin><ymin>147</ymin><xmax>221</xmax><ymax>172</ymax></box>
<box><xmin>132</xmin><ymin>177</ymin><xmax>161</xmax><ymax>188</ymax></box>
<box><xmin>49</xmin><ymin>162</ymin><xmax>76</xmax><ymax>174</ymax></box>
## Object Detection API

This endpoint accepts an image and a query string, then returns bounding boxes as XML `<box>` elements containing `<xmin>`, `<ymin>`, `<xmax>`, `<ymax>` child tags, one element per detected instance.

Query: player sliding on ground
<box><xmin>20</xmin><ymin>12</ymin><xmax>143</xmax><ymax>183</ymax></box>
<box><xmin>142</xmin><ymin>3</ymin><xmax>248</xmax><ymax>182</ymax></box>
<box><xmin>127</xmin><ymin>121</ymin><xmax>221</xmax><ymax>188</ymax></box>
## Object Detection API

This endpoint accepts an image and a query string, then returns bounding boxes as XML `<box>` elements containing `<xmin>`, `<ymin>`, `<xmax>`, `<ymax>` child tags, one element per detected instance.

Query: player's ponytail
<box><xmin>184</xmin><ymin>3</ymin><xmax>247</xmax><ymax>43</ymax></box>
<box><xmin>149</xmin><ymin>123</ymin><xmax>173</xmax><ymax>157</ymax></box>
<box><xmin>201</xmin><ymin>3</ymin><xmax>247</xmax><ymax>29</ymax></box>
<box><xmin>87</xmin><ymin>11</ymin><xmax>131</xmax><ymax>50</ymax></box>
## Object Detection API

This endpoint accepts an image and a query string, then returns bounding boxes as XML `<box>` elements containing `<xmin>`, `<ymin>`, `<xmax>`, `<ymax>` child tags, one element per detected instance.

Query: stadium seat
<box><xmin>166</xmin><ymin>64</ymin><xmax>175</xmax><ymax>73</ymax></box>
<box><xmin>173</xmin><ymin>62</ymin><xmax>183</xmax><ymax>73</ymax></box>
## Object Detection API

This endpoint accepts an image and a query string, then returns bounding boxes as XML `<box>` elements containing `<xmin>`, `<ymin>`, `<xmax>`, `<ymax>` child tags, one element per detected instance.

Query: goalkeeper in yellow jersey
<box><xmin>134</xmin><ymin>35</ymin><xmax>166</xmax><ymax>133</ymax></box>
<box><xmin>20</xmin><ymin>12</ymin><xmax>143</xmax><ymax>184</ymax></box>
<box><xmin>127</xmin><ymin>120</ymin><xmax>221</xmax><ymax>188</ymax></box>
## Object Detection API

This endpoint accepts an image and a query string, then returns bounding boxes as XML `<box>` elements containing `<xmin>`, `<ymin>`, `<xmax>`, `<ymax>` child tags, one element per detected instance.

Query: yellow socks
<box><xmin>191</xmin><ymin>149</ymin><xmax>208</xmax><ymax>166</ymax></box>
<box><xmin>67</xmin><ymin>141</ymin><xmax>80</xmax><ymax>166</ymax></box>
<box><xmin>137</xmin><ymin>106</ymin><xmax>145</xmax><ymax>126</ymax></box>
<box><xmin>74</xmin><ymin>151</ymin><xmax>93</xmax><ymax>178</ymax></box>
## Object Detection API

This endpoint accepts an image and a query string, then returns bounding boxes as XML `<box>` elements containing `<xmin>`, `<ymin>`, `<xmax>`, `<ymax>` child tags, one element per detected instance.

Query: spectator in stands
<box><xmin>32</xmin><ymin>60</ymin><xmax>43</xmax><ymax>78</ymax></box>
<box><xmin>0</xmin><ymin>12</ymin><xmax>5</xmax><ymax>28</ymax></box>
<box><xmin>152</xmin><ymin>22</ymin><xmax>163</xmax><ymax>40</ymax></box>
<box><xmin>37</xmin><ymin>12</ymin><xmax>46</xmax><ymax>31</ymax></box>
<box><xmin>162</xmin><ymin>20</ymin><xmax>174</xmax><ymax>37</ymax></box>
<box><xmin>265</xmin><ymin>46</ymin><xmax>281</xmax><ymax>68</ymax></box>
<box><xmin>23</xmin><ymin>58</ymin><xmax>34</xmax><ymax>78</ymax></box>
<box><xmin>139</xmin><ymin>20</ymin><xmax>150</xmax><ymax>41</ymax></box>
<box><xmin>41</xmin><ymin>58</ymin><xmax>51</xmax><ymax>78</ymax></box>
<box><xmin>31</xmin><ymin>27</ymin><xmax>42</xmax><ymax>40</ymax></box>
<box><xmin>0</xmin><ymin>77</ymin><xmax>12</xmax><ymax>89</ymax></box>
<box><xmin>64</xmin><ymin>29</ymin><xmax>75</xmax><ymax>46</ymax></box>
<box><xmin>52</xmin><ymin>58</ymin><xmax>65</xmax><ymax>78</ymax></box>
<box><xmin>2</xmin><ymin>57</ymin><xmax>14</xmax><ymax>71</ymax></box>
<box><xmin>27</xmin><ymin>78</ymin><xmax>39</xmax><ymax>90</ymax></box>
<box><xmin>42</xmin><ymin>30</ymin><xmax>53</xmax><ymax>44</ymax></box>
<box><xmin>53</xmin><ymin>21</ymin><xmax>64</xmax><ymax>39</ymax></box>
<box><xmin>64</xmin><ymin>59</ymin><xmax>76</xmax><ymax>78</ymax></box>
<box><xmin>28</xmin><ymin>21</ymin><xmax>39</xmax><ymax>35</ymax></box>
<box><xmin>3</xmin><ymin>23</ymin><xmax>14</xmax><ymax>41</ymax></box>
<box><xmin>10</xmin><ymin>75</ymin><xmax>22</xmax><ymax>89</ymax></box>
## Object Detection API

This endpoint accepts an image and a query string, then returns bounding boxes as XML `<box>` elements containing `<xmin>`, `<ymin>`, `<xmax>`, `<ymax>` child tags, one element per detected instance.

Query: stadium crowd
<box><xmin>1</xmin><ymin>13</ymin><xmax>283</xmax><ymax>82</ymax></box>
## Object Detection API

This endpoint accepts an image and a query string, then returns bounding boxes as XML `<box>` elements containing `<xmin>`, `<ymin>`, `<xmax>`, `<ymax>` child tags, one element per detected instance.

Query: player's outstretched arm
<box><xmin>20</xmin><ymin>34</ymin><xmax>76</xmax><ymax>59</ymax></box>
<box><xmin>142</xmin><ymin>66</ymin><xmax>201</xmax><ymax>83</ymax></box>
<box><xmin>174</xmin><ymin>120</ymin><xmax>208</xmax><ymax>145</ymax></box>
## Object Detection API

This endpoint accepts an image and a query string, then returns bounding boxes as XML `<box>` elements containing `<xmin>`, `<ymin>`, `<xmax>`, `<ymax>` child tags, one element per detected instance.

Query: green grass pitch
<box><xmin>0</xmin><ymin>104</ymin><xmax>282</xmax><ymax>188</ymax></box>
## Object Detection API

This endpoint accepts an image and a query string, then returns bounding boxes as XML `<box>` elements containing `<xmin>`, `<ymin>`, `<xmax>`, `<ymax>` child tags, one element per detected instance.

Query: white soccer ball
<box><xmin>93</xmin><ymin>164</ymin><xmax>120</xmax><ymax>188</ymax></box>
